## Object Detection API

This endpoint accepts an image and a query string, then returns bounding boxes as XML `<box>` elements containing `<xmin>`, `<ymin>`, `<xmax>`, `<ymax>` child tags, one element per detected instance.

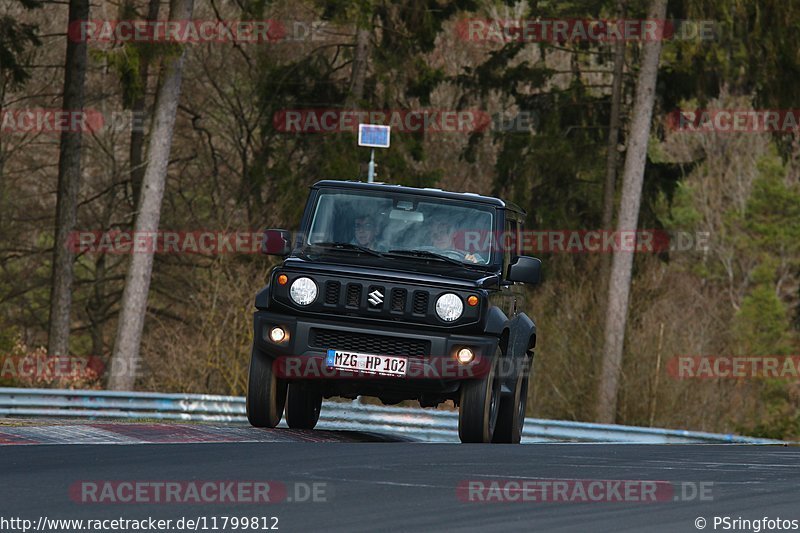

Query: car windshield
<box><xmin>306</xmin><ymin>188</ymin><xmax>495</xmax><ymax>266</ymax></box>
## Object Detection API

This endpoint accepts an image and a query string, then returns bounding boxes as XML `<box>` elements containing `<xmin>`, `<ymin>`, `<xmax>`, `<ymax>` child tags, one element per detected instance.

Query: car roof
<box><xmin>311</xmin><ymin>180</ymin><xmax>525</xmax><ymax>213</ymax></box>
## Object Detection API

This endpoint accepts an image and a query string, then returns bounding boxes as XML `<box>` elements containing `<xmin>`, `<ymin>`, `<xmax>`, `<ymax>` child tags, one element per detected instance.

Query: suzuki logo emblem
<box><xmin>368</xmin><ymin>289</ymin><xmax>384</xmax><ymax>307</ymax></box>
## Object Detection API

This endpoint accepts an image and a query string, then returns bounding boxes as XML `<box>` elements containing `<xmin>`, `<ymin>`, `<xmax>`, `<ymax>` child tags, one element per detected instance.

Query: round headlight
<box><xmin>435</xmin><ymin>293</ymin><xmax>464</xmax><ymax>322</ymax></box>
<box><xmin>289</xmin><ymin>277</ymin><xmax>317</xmax><ymax>306</ymax></box>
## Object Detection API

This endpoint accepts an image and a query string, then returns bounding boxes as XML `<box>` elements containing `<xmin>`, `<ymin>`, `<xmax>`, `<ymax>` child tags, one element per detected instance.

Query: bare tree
<box><xmin>108</xmin><ymin>0</ymin><xmax>195</xmax><ymax>390</ymax></box>
<box><xmin>601</xmin><ymin>0</ymin><xmax>627</xmax><ymax>231</ymax></box>
<box><xmin>596</xmin><ymin>0</ymin><xmax>669</xmax><ymax>423</ymax></box>
<box><xmin>47</xmin><ymin>0</ymin><xmax>89</xmax><ymax>357</ymax></box>
<box><xmin>348</xmin><ymin>28</ymin><xmax>370</xmax><ymax>102</ymax></box>
<box><xmin>129</xmin><ymin>0</ymin><xmax>161</xmax><ymax>207</ymax></box>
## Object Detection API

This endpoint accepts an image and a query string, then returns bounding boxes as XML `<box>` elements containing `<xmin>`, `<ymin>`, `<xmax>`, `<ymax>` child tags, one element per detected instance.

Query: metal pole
<box><xmin>367</xmin><ymin>148</ymin><xmax>375</xmax><ymax>183</ymax></box>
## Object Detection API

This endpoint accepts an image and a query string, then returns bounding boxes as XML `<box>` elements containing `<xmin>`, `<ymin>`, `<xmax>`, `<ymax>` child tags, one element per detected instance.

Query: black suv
<box><xmin>247</xmin><ymin>180</ymin><xmax>541</xmax><ymax>443</ymax></box>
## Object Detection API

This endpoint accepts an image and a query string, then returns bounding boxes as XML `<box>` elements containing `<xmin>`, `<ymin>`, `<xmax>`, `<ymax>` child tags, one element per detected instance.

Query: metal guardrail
<box><xmin>0</xmin><ymin>387</ymin><xmax>784</xmax><ymax>444</ymax></box>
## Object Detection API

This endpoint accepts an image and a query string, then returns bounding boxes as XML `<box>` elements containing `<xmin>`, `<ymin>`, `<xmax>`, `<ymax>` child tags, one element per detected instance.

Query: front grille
<box><xmin>390</xmin><ymin>288</ymin><xmax>406</xmax><ymax>312</ymax></box>
<box><xmin>324</xmin><ymin>281</ymin><xmax>340</xmax><ymax>305</ymax></box>
<box><xmin>310</xmin><ymin>328</ymin><xmax>430</xmax><ymax>357</ymax></box>
<box><xmin>273</xmin><ymin>271</ymin><xmax>479</xmax><ymax>327</ymax></box>
<box><xmin>346</xmin><ymin>284</ymin><xmax>361</xmax><ymax>307</ymax></box>
<box><xmin>412</xmin><ymin>291</ymin><xmax>428</xmax><ymax>315</ymax></box>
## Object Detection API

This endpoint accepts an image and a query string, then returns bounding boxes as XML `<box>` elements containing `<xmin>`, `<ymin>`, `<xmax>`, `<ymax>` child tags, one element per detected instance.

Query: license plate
<box><xmin>325</xmin><ymin>349</ymin><xmax>407</xmax><ymax>377</ymax></box>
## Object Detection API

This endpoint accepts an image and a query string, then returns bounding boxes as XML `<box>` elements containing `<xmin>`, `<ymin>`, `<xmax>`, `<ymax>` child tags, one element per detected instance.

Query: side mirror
<box><xmin>262</xmin><ymin>229</ymin><xmax>292</xmax><ymax>256</ymax></box>
<box><xmin>507</xmin><ymin>256</ymin><xmax>542</xmax><ymax>285</ymax></box>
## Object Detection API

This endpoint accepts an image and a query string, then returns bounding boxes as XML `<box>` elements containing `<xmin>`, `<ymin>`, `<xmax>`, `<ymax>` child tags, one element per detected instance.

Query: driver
<box><xmin>430</xmin><ymin>219</ymin><xmax>456</xmax><ymax>250</ymax></box>
<box><xmin>429</xmin><ymin>218</ymin><xmax>483</xmax><ymax>263</ymax></box>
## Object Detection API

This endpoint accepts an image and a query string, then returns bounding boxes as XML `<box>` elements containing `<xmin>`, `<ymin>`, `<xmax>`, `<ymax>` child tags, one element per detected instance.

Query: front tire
<box><xmin>493</xmin><ymin>356</ymin><xmax>531</xmax><ymax>444</ymax></box>
<box><xmin>458</xmin><ymin>351</ymin><xmax>502</xmax><ymax>443</ymax></box>
<box><xmin>246</xmin><ymin>347</ymin><xmax>287</xmax><ymax>428</ymax></box>
<box><xmin>286</xmin><ymin>383</ymin><xmax>322</xmax><ymax>429</ymax></box>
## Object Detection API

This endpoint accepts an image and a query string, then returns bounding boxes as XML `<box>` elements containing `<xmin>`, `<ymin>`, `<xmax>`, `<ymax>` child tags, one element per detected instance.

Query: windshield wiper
<box><xmin>309</xmin><ymin>241</ymin><xmax>383</xmax><ymax>257</ymax></box>
<box><xmin>385</xmin><ymin>249</ymin><xmax>464</xmax><ymax>267</ymax></box>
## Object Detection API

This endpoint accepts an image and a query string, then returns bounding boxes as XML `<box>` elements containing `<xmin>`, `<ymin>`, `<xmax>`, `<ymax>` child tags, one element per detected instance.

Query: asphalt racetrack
<box><xmin>1</xmin><ymin>422</ymin><xmax>798</xmax><ymax>532</ymax></box>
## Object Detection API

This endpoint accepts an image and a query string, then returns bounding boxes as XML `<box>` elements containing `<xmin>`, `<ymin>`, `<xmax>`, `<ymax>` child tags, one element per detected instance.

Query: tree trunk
<box><xmin>596</xmin><ymin>0</ymin><xmax>668</xmax><ymax>423</ymax></box>
<box><xmin>601</xmin><ymin>0</ymin><xmax>627</xmax><ymax>231</ymax></box>
<box><xmin>47</xmin><ymin>0</ymin><xmax>89</xmax><ymax>357</ymax></box>
<box><xmin>87</xmin><ymin>253</ymin><xmax>106</xmax><ymax>357</ymax></box>
<box><xmin>348</xmin><ymin>27</ymin><xmax>370</xmax><ymax>184</ymax></box>
<box><xmin>348</xmin><ymin>28</ymin><xmax>370</xmax><ymax>103</ymax></box>
<box><xmin>108</xmin><ymin>0</ymin><xmax>194</xmax><ymax>390</ymax></box>
<box><xmin>129</xmin><ymin>0</ymin><xmax>161</xmax><ymax>208</ymax></box>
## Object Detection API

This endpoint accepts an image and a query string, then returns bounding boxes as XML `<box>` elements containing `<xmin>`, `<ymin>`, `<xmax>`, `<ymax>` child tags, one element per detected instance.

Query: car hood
<box><xmin>282</xmin><ymin>254</ymin><xmax>501</xmax><ymax>290</ymax></box>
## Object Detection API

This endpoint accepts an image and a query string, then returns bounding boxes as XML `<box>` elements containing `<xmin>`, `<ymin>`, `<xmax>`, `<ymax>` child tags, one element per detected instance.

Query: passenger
<box><xmin>353</xmin><ymin>214</ymin><xmax>378</xmax><ymax>249</ymax></box>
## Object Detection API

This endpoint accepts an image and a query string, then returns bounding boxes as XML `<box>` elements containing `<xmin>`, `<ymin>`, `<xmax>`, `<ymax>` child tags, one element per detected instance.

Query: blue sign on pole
<box><xmin>358</xmin><ymin>124</ymin><xmax>391</xmax><ymax>148</ymax></box>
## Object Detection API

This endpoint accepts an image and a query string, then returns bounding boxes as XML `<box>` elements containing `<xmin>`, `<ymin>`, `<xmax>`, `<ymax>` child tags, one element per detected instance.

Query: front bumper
<box><xmin>253</xmin><ymin>310</ymin><xmax>498</xmax><ymax>384</ymax></box>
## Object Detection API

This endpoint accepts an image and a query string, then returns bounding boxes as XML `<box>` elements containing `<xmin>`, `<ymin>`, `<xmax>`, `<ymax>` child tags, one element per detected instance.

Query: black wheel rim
<box><xmin>488</xmin><ymin>368</ymin><xmax>501</xmax><ymax>434</ymax></box>
<box><xmin>517</xmin><ymin>375</ymin><xmax>529</xmax><ymax>430</ymax></box>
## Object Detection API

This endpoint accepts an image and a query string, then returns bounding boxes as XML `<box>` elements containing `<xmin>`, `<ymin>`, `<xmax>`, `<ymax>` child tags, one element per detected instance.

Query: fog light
<box><xmin>456</xmin><ymin>348</ymin><xmax>474</xmax><ymax>364</ymax></box>
<box><xmin>269</xmin><ymin>326</ymin><xmax>287</xmax><ymax>343</ymax></box>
